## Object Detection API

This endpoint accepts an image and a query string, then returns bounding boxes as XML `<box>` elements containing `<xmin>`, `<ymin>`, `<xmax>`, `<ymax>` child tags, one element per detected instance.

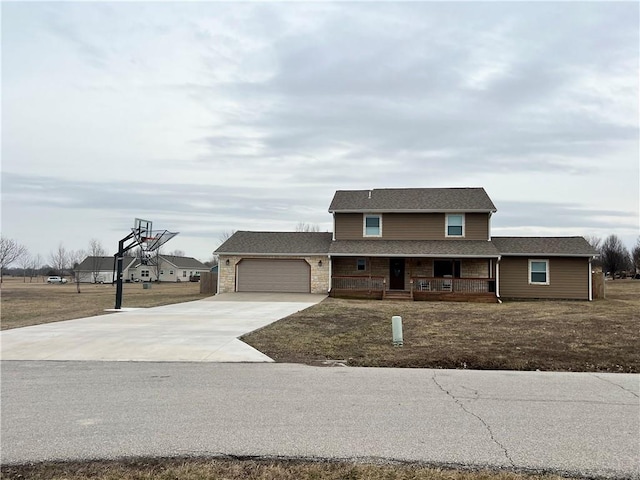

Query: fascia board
<box><xmin>328</xmin><ymin>208</ymin><xmax>497</xmax><ymax>214</ymax></box>
<box><xmin>498</xmin><ymin>253</ymin><xmax>595</xmax><ymax>257</ymax></box>
<box><xmin>328</xmin><ymin>253</ymin><xmax>500</xmax><ymax>258</ymax></box>
<box><xmin>217</xmin><ymin>252</ymin><xmax>330</xmax><ymax>256</ymax></box>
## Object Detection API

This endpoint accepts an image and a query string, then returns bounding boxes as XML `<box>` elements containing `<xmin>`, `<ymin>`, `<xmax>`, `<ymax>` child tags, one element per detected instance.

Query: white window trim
<box><xmin>363</xmin><ymin>214</ymin><xmax>382</xmax><ymax>237</ymax></box>
<box><xmin>528</xmin><ymin>259</ymin><xmax>550</xmax><ymax>285</ymax></box>
<box><xmin>445</xmin><ymin>213</ymin><xmax>465</xmax><ymax>238</ymax></box>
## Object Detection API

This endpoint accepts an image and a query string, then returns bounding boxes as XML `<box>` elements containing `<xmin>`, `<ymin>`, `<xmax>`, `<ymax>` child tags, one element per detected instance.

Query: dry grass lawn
<box><xmin>243</xmin><ymin>280</ymin><xmax>640</xmax><ymax>372</ymax></box>
<box><xmin>0</xmin><ymin>457</ymin><xmax>582</xmax><ymax>480</ymax></box>
<box><xmin>0</xmin><ymin>276</ymin><xmax>210</xmax><ymax>330</ymax></box>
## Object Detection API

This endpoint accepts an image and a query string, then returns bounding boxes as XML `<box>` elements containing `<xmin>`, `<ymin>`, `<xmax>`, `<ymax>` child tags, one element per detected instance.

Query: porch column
<box><xmin>496</xmin><ymin>257</ymin><xmax>501</xmax><ymax>299</ymax></box>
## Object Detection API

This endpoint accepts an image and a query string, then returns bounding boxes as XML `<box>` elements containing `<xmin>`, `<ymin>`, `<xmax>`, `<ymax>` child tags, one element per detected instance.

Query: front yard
<box><xmin>242</xmin><ymin>280</ymin><xmax>640</xmax><ymax>372</ymax></box>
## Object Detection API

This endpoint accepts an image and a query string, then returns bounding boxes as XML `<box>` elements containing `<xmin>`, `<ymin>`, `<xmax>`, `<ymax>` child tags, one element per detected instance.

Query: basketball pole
<box><xmin>114</xmin><ymin>231</ymin><xmax>137</xmax><ymax>310</ymax></box>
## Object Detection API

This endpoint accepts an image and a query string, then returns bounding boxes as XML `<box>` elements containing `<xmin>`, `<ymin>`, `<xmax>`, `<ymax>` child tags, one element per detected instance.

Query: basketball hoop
<box><xmin>113</xmin><ymin>218</ymin><xmax>179</xmax><ymax>309</ymax></box>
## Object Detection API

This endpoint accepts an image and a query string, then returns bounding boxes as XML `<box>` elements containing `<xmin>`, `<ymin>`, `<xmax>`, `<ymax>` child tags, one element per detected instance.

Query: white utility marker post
<box><xmin>392</xmin><ymin>315</ymin><xmax>403</xmax><ymax>346</ymax></box>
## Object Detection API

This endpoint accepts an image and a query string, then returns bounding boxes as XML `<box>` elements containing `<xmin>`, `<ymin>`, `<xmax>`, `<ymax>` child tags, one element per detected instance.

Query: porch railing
<box><xmin>331</xmin><ymin>275</ymin><xmax>386</xmax><ymax>292</ymax></box>
<box><xmin>411</xmin><ymin>277</ymin><xmax>496</xmax><ymax>294</ymax></box>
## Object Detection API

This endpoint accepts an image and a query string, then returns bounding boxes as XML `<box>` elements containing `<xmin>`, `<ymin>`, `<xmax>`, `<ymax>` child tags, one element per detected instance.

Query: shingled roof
<box><xmin>215</xmin><ymin>231</ymin><xmax>333</xmax><ymax>255</ymax></box>
<box><xmin>329</xmin><ymin>188</ymin><xmax>497</xmax><ymax>212</ymax></box>
<box><xmin>492</xmin><ymin>237</ymin><xmax>598</xmax><ymax>257</ymax></box>
<box><xmin>76</xmin><ymin>256</ymin><xmax>136</xmax><ymax>271</ymax></box>
<box><xmin>329</xmin><ymin>240</ymin><xmax>500</xmax><ymax>257</ymax></box>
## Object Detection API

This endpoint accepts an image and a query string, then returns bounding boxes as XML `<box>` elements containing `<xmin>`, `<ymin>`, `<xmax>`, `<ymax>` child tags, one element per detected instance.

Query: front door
<box><xmin>389</xmin><ymin>258</ymin><xmax>405</xmax><ymax>290</ymax></box>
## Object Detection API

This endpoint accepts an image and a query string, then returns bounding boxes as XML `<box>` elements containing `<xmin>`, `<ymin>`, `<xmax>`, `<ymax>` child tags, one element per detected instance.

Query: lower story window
<box><xmin>141</xmin><ymin>270</ymin><xmax>149</xmax><ymax>278</ymax></box>
<box><xmin>529</xmin><ymin>259</ymin><xmax>549</xmax><ymax>285</ymax></box>
<box><xmin>183</xmin><ymin>271</ymin><xmax>187</xmax><ymax>277</ymax></box>
<box><xmin>357</xmin><ymin>258</ymin><xmax>366</xmax><ymax>271</ymax></box>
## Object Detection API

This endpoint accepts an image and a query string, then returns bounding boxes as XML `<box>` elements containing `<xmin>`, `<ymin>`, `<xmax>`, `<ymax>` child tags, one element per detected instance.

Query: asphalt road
<box><xmin>1</xmin><ymin>362</ymin><xmax>638</xmax><ymax>479</ymax></box>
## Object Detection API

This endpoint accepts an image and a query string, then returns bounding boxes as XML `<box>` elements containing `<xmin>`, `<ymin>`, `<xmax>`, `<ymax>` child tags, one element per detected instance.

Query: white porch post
<box><xmin>496</xmin><ymin>256</ymin><xmax>501</xmax><ymax>299</ymax></box>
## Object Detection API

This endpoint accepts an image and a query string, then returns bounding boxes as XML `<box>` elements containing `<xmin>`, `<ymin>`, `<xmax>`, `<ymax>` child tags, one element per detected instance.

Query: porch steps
<box><xmin>384</xmin><ymin>290</ymin><xmax>412</xmax><ymax>301</ymax></box>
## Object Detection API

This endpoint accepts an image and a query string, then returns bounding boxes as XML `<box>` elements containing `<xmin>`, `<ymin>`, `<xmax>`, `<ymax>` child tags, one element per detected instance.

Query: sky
<box><xmin>2</xmin><ymin>1</ymin><xmax>639</xmax><ymax>264</ymax></box>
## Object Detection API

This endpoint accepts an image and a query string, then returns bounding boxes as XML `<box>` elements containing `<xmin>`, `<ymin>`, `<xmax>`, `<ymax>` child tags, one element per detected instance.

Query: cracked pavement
<box><xmin>2</xmin><ymin>362</ymin><xmax>638</xmax><ymax>479</ymax></box>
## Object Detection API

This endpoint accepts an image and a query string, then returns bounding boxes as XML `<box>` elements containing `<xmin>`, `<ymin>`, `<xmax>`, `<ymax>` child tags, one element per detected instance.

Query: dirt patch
<box><xmin>0</xmin><ymin>456</ymin><xmax>581</xmax><ymax>480</ymax></box>
<box><xmin>242</xmin><ymin>280</ymin><xmax>640</xmax><ymax>372</ymax></box>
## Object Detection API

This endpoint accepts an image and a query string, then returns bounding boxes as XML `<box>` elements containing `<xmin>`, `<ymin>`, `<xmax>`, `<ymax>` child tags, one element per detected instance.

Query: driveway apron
<box><xmin>0</xmin><ymin>294</ymin><xmax>325</xmax><ymax>362</ymax></box>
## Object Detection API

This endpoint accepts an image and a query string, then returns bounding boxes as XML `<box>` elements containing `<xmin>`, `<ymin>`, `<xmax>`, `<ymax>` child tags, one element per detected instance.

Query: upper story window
<box><xmin>529</xmin><ymin>259</ymin><xmax>549</xmax><ymax>285</ymax></box>
<box><xmin>446</xmin><ymin>214</ymin><xmax>465</xmax><ymax>237</ymax></box>
<box><xmin>363</xmin><ymin>214</ymin><xmax>382</xmax><ymax>237</ymax></box>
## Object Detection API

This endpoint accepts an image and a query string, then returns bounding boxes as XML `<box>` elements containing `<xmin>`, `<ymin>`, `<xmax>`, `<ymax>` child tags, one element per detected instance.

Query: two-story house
<box><xmin>215</xmin><ymin>188</ymin><xmax>598</xmax><ymax>301</ymax></box>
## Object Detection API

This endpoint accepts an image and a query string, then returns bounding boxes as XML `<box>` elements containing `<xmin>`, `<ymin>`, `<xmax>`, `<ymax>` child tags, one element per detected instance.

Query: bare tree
<box><xmin>0</xmin><ymin>237</ymin><xmax>27</xmax><ymax>283</ymax></box>
<box><xmin>585</xmin><ymin>235</ymin><xmax>603</xmax><ymax>269</ymax></box>
<box><xmin>632</xmin><ymin>237</ymin><xmax>640</xmax><ymax>276</ymax></box>
<box><xmin>68</xmin><ymin>249</ymin><xmax>86</xmax><ymax>292</ymax></box>
<box><xmin>31</xmin><ymin>254</ymin><xmax>43</xmax><ymax>282</ymax></box>
<box><xmin>204</xmin><ymin>256</ymin><xmax>219</xmax><ymax>268</ymax></box>
<box><xmin>17</xmin><ymin>250</ymin><xmax>32</xmax><ymax>283</ymax></box>
<box><xmin>218</xmin><ymin>230</ymin><xmax>236</xmax><ymax>243</ymax></box>
<box><xmin>49</xmin><ymin>243</ymin><xmax>69</xmax><ymax>277</ymax></box>
<box><xmin>585</xmin><ymin>235</ymin><xmax>602</xmax><ymax>251</ymax></box>
<box><xmin>167</xmin><ymin>249</ymin><xmax>185</xmax><ymax>257</ymax></box>
<box><xmin>295</xmin><ymin>222</ymin><xmax>320</xmax><ymax>232</ymax></box>
<box><xmin>600</xmin><ymin>235</ymin><xmax>631</xmax><ymax>279</ymax></box>
<box><xmin>88</xmin><ymin>239</ymin><xmax>107</xmax><ymax>283</ymax></box>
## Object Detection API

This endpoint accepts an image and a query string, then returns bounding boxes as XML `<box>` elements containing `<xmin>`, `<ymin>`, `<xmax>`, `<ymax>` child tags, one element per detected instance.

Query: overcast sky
<box><xmin>2</xmin><ymin>2</ymin><xmax>639</xmax><ymax>263</ymax></box>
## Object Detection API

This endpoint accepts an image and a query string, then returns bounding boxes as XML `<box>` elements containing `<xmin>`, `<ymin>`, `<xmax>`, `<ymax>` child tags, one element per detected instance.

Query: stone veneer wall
<box><xmin>460</xmin><ymin>259</ymin><xmax>490</xmax><ymax>278</ymax></box>
<box><xmin>217</xmin><ymin>255</ymin><xmax>330</xmax><ymax>294</ymax></box>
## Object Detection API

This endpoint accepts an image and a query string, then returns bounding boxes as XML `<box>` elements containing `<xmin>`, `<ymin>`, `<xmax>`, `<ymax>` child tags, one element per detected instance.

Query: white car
<box><xmin>47</xmin><ymin>276</ymin><xmax>68</xmax><ymax>284</ymax></box>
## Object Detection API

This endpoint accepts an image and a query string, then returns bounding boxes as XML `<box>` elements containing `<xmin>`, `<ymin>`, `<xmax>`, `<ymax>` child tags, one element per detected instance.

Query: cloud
<box><xmin>2</xmin><ymin>1</ymin><xmax>637</xmax><ymax>259</ymax></box>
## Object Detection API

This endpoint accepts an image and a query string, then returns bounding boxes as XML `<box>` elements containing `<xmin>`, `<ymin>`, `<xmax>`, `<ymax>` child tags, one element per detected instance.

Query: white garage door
<box><xmin>237</xmin><ymin>259</ymin><xmax>310</xmax><ymax>293</ymax></box>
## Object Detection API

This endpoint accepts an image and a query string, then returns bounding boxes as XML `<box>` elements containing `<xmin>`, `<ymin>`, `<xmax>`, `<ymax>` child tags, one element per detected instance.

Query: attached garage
<box><xmin>237</xmin><ymin>259</ymin><xmax>311</xmax><ymax>293</ymax></box>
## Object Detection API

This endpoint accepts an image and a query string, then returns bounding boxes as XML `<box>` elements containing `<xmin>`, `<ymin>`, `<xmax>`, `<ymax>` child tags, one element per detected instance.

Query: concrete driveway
<box><xmin>0</xmin><ymin>293</ymin><xmax>325</xmax><ymax>362</ymax></box>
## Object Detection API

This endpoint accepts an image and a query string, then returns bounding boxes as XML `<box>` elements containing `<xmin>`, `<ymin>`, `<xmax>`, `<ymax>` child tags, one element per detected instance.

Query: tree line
<box><xmin>586</xmin><ymin>234</ymin><xmax>640</xmax><ymax>279</ymax></box>
<box><xmin>0</xmin><ymin>236</ymin><xmax>196</xmax><ymax>284</ymax></box>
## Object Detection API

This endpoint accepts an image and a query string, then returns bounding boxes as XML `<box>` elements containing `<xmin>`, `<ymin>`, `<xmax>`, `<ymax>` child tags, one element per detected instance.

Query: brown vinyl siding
<box><xmin>334</xmin><ymin>213</ymin><xmax>490</xmax><ymax>240</ymax></box>
<box><xmin>499</xmin><ymin>256</ymin><xmax>589</xmax><ymax>300</ymax></box>
<box><xmin>465</xmin><ymin>213</ymin><xmax>490</xmax><ymax>240</ymax></box>
<box><xmin>383</xmin><ymin>214</ymin><xmax>443</xmax><ymax>239</ymax></box>
<box><xmin>334</xmin><ymin>213</ymin><xmax>364</xmax><ymax>240</ymax></box>
<box><xmin>335</xmin><ymin>212</ymin><xmax>489</xmax><ymax>240</ymax></box>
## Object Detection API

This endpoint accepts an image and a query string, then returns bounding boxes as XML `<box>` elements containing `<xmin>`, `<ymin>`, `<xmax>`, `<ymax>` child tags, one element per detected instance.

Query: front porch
<box><xmin>329</xmin><ymin>256</ymin><xmax>498</xmax><ymax>303</ymax></box>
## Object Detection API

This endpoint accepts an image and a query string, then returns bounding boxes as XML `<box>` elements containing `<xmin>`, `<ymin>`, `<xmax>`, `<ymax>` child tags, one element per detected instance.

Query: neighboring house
<box><xmin>130</xmin><ymin>255</ymin><xmax>209</xmax><ymax>282</ymax></box>
<box><xmin>76</xmin><ymin>256</ymin><xmax>136</xmax><ymax>283</ymax></box>
<box><xmin>215</xmin><ymin>188</ymin><xmax>599</xmax><ymax>301</ymax></box>
<box><xmin>78</xmin><ymin>255</ymin><xmax>209</xmax><ymax>283</ymax></box>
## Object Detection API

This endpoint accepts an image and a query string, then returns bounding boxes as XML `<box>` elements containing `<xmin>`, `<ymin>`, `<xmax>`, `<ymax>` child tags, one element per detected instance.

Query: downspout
<box><xmin>496</xmin><ymin>255</ymin><xmax>502</xmax><ymax>304</ymax></box>
<box><xmin>216</xmin><ymin>256</ymin><xmax>221</xmax><ymax>295</ymax></box>
<box><xmin>588</xmin><ymin>257</ymin><xmax>593</xmax><ymax>301</ymax></box>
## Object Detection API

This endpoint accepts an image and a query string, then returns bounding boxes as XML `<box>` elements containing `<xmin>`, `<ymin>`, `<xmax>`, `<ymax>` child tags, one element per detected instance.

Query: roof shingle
<box><xmin>492</xmin><ymin>237</ymin><xmax>598</xmax><ymax>256</ymax></box>
<box><xmin>329</xmin><ymin>188</ymin><xmax>497</xmax><ymax>212</ymax></box>
<box><xmin>215</xmin><ymin>231</ymin><xmax>333</xmax><ymax>255</ymax></box>
<box><xmin>329</xmin><ymin>240</ymin><xmax>499</xmax><ymax>257</ymax></box>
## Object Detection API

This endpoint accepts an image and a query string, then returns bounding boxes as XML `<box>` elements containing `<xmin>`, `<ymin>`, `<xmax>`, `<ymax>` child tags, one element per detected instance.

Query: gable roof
<box><xmin>492</xmin><ymin>237</ymin><xmax>598</xmax><ymax>257</ymax></box>
<box><xmin>215</xmin><ymin>231</ymin><xmax>333</xmax><ymax>255</ymax></box>
<box><xmin>329</xmin><ymin>188</ymin><xmax>497</xmax><ymax>213</ymax></box>
<box><xmin>77</xmin><ymin>256</ymin><xmax>136</xmax><ymax>271</ymax></box>
<box><xmin>160</xmin><ymin>255</ymin><xmax>209</xmax><ymax>269</ymax></box>
<box><xmin>329</xmin><ymin>240</ymin><xmax>500</xmax><ymax>258</ymax></box>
